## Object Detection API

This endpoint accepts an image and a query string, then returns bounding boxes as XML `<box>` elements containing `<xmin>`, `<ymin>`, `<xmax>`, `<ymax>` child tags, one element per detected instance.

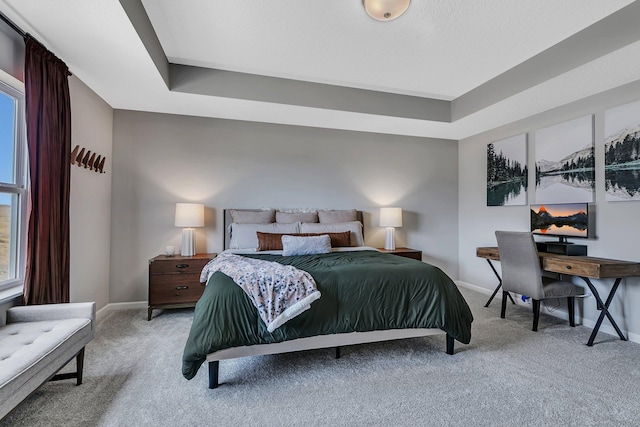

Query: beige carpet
<box><xmin>2</xmin><ymin>286</ymin><xmax>639</xmax><ymax>426</ymax></box>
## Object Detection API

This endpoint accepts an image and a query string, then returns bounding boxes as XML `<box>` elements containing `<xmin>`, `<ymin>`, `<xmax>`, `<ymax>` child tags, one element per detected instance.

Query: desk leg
<box><xmin>580</xmin><ymin>277</ymin><xmax>627</xmax><ymax>346</ymax></box>
<box><xmin>484</xmin><ymin>259</ymin><xmax>516</xmax><ymax>308</ymax></box>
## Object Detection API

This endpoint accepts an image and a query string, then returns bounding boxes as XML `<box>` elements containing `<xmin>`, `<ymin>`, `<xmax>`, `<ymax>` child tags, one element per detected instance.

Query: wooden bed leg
<box><xmin>208</xmin><ymin>361</ymin><xmax>219</xmax><ymax>389</ymax></box>
<box><xmin>335</xmin><ymin>346</ymin><xmax>341</xmax><ymax>359</ymax></box>
<box><xmin>446</xmin><ymin>334</ymin><xmax>454</xmax><ymax>355</ymax></box>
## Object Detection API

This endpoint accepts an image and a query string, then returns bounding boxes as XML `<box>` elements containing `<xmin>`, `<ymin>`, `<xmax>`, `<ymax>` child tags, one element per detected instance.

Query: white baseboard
<box><xmin>628</xmin><ymin>330</ymin><xmax>640</xmax><ymax>343</ymax></box>
<box><xmin>95</xmin><ymin>283</ymin><xmax>640</xmax><ymax>345</ymax></box>
<box><xmin>456</xmin><ymin>280</ymin><xmax>640</xmax><ymax>345</ymax></box>
<box><xmin>456</xmin><ymin>280</ymin><xmax>493</xmax><ymax>296</ymax></box>
<box><xmin>96</xmin><ymin>301</ymin><xmax>147</xmax><ymax>321</ymax></box>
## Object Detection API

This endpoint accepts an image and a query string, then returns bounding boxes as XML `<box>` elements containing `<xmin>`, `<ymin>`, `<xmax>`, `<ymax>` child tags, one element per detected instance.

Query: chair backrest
<box><xmin>495</xmin><ymin>231</ymin><xmax>545</xmax><ymax>300</ymax></box>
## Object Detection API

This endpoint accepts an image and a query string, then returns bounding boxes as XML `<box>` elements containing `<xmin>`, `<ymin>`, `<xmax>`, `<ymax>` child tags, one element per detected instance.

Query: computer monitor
<box><xmin>530</xmin><ymin>203</ymin><xmax>589</xmax><ymax>243</ymax></box>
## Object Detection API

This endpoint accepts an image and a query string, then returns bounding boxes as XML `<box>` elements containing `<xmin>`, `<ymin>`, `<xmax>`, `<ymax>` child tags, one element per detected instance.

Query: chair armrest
<box><xmin>7</xmin><ymin>302</ymin><xmax>96</xmax><ymax>329</ymax></box>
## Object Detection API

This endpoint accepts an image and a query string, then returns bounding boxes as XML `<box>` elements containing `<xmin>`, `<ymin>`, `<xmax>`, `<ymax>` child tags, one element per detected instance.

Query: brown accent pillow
<box><xmin>256</xmin><ymin>231</ymin><xmax>351</xmax><ymax>251</ymax></box>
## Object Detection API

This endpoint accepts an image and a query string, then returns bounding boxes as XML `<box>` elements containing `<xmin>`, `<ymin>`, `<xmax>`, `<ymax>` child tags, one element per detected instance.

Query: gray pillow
<box><xmin>282</xmin><ymin>235</ymin><xmax>331</xmax><ymax>256</ymax></box>
<box><xmin>318</xmin><ymin>209</ymin><xmax>357</xmax><ymax>224</ymax></box>
<box><xmin>276</xmin><ymin>211</ymin><xmax>319</xmax><ymax>223</ymax></box>
<box><xmin>229</xmin><ymin>209</ymin><xmax>275</xmax><ymax>224</ymax></box>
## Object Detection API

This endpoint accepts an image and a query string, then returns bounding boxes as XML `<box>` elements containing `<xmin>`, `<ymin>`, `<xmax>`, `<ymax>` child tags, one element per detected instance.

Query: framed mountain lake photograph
<box><xmin>534</xmin><ymin>115</ymin><xmax>595</xmax><ymax>204</ymax></box>
<box><xmin>486</xmin><ymin>133</ymin><xmax>528</xmax><ymax>206</ymax></box>
<box><xmin>604</xmin><ymin>100</ymin><xmax>640</xmax><ymax>202</ymax></box>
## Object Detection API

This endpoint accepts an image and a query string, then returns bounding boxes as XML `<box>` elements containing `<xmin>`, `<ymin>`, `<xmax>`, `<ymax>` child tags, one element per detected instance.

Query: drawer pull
<box><xmin>176</xmin><ymin>264</ymin><xmax>189</xmax><ymax>269</ymax></box>
<box><xmin>566</xmin><ymin>265</ymin><xmax>572</xmax><ymax>270</ymax></box>
<box><xmin>175</xmin><ymin>286</ymin><xmax>189</xmax><ymax>290</ymax></box>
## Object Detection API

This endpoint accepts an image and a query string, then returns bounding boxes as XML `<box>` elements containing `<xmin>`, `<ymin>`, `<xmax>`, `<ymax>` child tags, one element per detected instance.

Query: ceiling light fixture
<box><xmin>363</xmin><ymin>0</ymin><xmax>411</xmax><ymax>21</ymax></box>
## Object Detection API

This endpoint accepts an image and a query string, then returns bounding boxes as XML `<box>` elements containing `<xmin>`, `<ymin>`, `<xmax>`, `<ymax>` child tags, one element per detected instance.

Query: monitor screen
<box><xmin>530</xmin><ymin>203</ymin><xmax>589</xmax><ymax>241</ymax></box>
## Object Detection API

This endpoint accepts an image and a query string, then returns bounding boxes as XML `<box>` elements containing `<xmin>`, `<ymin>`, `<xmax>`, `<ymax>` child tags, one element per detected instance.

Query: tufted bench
<box><xmin>0</xmin><ymin>302</ymin><xmax>95</xmax><ymax>420</ymax></box>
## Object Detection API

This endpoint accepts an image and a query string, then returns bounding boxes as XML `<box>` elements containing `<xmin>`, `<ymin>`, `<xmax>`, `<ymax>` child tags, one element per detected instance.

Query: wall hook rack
<box><xmin>70</xmin><ymin>145</ymin><xmax>106</xmax><ymax>174</ymax></box>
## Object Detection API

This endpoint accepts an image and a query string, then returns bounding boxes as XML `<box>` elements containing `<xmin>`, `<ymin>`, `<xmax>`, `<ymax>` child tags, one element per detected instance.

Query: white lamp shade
<box><xmin>380</xmin><ymin>207</ymin><xmax>403</xmax><ymax>228</ymax></box>
<box><xmin>175</xmin><ymin>203</ymin><xmax>205</xmax><ymax>227</ymax></box>
<box><xmin>363</xmin><ymin>0</ymin><xmax>411</xmax><ymax>21</ymax></box>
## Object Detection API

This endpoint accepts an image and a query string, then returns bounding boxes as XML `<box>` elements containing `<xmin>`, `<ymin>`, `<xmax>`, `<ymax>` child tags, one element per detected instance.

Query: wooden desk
<box><xmin>476</xmin><ymin>247</ymin><xmax>516</xmax><ymax>308</ymax></box>
<box><xmin>476</xmin><ymin>246</ymin><xmax>640</xmax><ymax>346</ymax></box>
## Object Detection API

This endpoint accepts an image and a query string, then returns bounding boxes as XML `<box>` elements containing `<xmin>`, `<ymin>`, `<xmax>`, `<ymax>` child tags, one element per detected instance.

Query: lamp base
<box><xmin>181</xmin><ymin>228</ymin><xmax>196</xmax><ymax>256</ymax></box>
<box><xmin>384</xmin><ymin>227</ymin><xmax>396</xmax><ymax>251</ymax></box>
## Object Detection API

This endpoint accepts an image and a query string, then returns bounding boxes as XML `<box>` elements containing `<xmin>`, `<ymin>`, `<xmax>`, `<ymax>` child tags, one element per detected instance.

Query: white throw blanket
<box><xmin>200</xmin><ymin>253</ymin><xmax>321</xmax><ymax>332</ymax></box>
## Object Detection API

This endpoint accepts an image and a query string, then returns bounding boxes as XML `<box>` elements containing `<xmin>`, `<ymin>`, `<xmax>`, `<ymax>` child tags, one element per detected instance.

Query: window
<box><xmin>0</xmin><ymin>76</ymin><xmax>27</xmax><ymax>291</ymax></box>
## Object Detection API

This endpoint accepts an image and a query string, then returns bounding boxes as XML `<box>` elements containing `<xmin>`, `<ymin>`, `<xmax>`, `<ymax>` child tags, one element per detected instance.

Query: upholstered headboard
<box><xmin>223</xmin><ymin>209</ymin><xmax>364</xmax><ymax>249</ymax></box>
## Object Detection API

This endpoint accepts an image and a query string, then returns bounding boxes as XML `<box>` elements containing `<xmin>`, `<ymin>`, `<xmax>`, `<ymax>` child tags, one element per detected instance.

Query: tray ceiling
<box><xmin>2</xmin><ymin>0</ymin><xmax>640</xmax><ymax>139</ymax></box>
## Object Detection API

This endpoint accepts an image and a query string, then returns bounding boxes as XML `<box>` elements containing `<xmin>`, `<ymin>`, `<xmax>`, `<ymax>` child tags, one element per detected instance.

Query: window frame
<box><xmin>0</xmin><ymin>71</ymin><xmax>28</xmax><ymax>293</ymax></box>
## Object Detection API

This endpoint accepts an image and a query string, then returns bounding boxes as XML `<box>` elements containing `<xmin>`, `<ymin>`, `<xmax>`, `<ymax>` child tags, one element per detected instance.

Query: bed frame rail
<box><xmin>207</xmin><ymin>330</ymin><xmax>455</xmax><ymax>389</ymax></box>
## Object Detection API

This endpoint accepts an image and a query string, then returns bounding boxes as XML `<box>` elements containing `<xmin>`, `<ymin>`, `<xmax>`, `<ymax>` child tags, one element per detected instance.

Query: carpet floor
<box><xmin>2</xmin><ymin>286</ymin><xmax>639</xmax><ymax>427</ymax></box>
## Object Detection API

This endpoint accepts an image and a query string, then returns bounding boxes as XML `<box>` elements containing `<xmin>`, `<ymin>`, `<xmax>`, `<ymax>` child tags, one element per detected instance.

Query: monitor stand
<box><xmin>537</xmin><ymin>238</ymin><xmax>587</xmax><ymax>256</ymax></box>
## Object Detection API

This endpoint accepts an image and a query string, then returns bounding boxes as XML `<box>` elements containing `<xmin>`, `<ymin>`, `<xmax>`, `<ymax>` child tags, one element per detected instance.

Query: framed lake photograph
<box><xmin>604</xmin><ymin>100</ymin><xmax>640</xmax><ymax>201</ymax></box>
<box><xmin>486</xmin><ymin>133</ymin><xmax>527</xmax><ymax>206</ymax></box>
<box><xmin>534</xmin><ymin>115</ymin><xmax>595</xmax><ymax>204</ymax></box>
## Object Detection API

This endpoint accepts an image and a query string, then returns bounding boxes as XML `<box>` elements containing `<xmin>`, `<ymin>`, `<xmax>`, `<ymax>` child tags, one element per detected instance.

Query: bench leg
<box><xmin>76</xmin><ymin>347</ymin><xmax>85</xmax><ymax>385</ymax></box>
<box><xmin>50</xmin><ymin>347</ymin><xmax>85</xmax><ymax>385</ymax></box>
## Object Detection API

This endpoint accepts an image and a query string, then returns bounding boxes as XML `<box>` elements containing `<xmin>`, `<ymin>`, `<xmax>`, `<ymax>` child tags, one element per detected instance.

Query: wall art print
<box><xmin>486</xmin><ymin>133</ymin><xmax>528</xmax><ymax>206</ymax></box>
<box><xmin>604</xmin><ymin>99</ymin><xmax>640</xmax><ymax>201</ymax></box>
<box><xmin>534</xmin><ymin>115</ymin><xmax>594</xmax><ymax>204</ymax></box>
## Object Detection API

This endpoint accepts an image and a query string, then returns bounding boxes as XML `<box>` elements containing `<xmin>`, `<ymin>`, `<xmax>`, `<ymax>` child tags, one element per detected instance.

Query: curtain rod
<box><xmin>0</xmin><ymin>11</ymin><xmax>27</xmax><ymax>39</ymax></box>
<box><xmin>0</xmin><ymin>10</ymin><xmax>72</xmax><ymax>76</ymax></box>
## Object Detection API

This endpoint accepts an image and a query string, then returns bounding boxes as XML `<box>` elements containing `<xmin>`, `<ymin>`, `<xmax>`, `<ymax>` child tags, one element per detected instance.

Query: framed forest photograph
<box><xmin>486</xmin><ymin>134</ymin><xmax>528</xmax><ymax>206</ymax></box>
<box><xmin>534</xmin><ymin>115</ymin><xmax>595</xmax><ymax>204</ymax></box>
<box><xmin>604</xmin><ymin>100</ymin><xmax>640</xmax><ymax>201</ymax></box>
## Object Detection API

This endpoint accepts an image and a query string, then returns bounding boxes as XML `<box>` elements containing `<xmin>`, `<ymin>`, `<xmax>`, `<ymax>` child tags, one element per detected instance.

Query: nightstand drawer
<box><xmin>148</xmin><ymin>253</ymin><xmax>216</xmax><ymax>320</ymax></box>
<box><xmin>149</xmin><ymin>274</ymin><xmax>205</xmax><ymax>305</ymax></box>
<box><xmin>377</xmin><ymin>247</ymin><xmax>422</xmax><ymax>261</ymax></box>
<box><xmin>395</xmin><ymin>251</ymin><xmax>422</xmax><ymax>260</ymax></box>
<box><xmin>149</xmin><ymin>258</ymin><xmax>209</xmax><ymax>275</ymax></box>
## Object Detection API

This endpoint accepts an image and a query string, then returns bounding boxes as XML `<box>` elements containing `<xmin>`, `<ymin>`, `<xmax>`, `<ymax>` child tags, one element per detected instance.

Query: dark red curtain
<box><xmin>23</xmin><ymin>35</ymin><xmax>72</xmax><ymax>305</ymax></box>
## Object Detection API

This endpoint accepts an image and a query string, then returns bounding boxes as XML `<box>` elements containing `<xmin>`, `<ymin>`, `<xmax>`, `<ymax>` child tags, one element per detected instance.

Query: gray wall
<box><xmin>110</xmin><ymin>111</ymin><xmax>459</xmax><ymax>303</ymax></box>
<box><xmin>69</xmin><ymin>76</ymin><xmax>113</xmax><ymax>310</ymax></box>
<box><xmin>459</xmin><ymin>79</ymin><xmax>640</xmax><ymax>342</ymax></box>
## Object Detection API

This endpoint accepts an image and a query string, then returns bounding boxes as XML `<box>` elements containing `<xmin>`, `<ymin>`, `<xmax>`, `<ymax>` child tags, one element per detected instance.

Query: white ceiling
<box><xmin>2</xmin><ymin>0</ymin><xmax>640</xmax><ymax>140</ymax></box>
<box><xmin>142</xmin><ymin>0</ymin><xmax>629</xmax><ymax>100</ymax></box>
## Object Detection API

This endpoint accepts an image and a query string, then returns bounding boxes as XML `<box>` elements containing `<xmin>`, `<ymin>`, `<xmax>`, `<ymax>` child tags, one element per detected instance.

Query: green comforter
<box><xmin>182</xmin><ymin>250</ymin><xmax>473</xmax><ymax>380</ymax></box>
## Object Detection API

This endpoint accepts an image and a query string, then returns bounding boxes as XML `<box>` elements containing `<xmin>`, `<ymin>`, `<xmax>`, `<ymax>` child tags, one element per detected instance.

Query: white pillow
<box><xmin>299</xmin><ymin>221</ymin><xmax>364</xmax><ymax>247</ymax></box>
<box><xmin>282</xmin><ymin>235</ymin><xmax>331</xmax><ymax>256</ymax></box>
<box><xmin>229</xmin><ymin>222</ymin><xmax>299</xmax><ymax>249</ymax></box>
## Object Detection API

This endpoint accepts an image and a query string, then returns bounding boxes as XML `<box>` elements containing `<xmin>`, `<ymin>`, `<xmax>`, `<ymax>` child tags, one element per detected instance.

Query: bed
<box><xmin>182</xmin><ymin>209</ymin><xmax>473</xmax><ymax>388</ymax></box>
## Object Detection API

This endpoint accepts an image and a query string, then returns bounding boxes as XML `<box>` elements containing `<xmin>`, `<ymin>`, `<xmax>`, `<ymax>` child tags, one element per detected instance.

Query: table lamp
<box><xmin>175</xmin><ymin>203</ymin><xmax>204</xmax><ymax>256</ymax></box>
<box><xmin>380</xmin><ymin>207</ymin><xmax>402</xmax><ymax>250</ymax></box>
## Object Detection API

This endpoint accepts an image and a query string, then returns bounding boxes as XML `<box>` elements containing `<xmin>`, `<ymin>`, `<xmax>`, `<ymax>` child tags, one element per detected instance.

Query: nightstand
<box><xmin>147</xmin><ymin>253</ymin><xmax>216</xmax><ymax>320</ymax></box>
<box><xmin>377</xmin><ymin>247</ymin><xmax>422</xmax><ymax>260</ymax></box>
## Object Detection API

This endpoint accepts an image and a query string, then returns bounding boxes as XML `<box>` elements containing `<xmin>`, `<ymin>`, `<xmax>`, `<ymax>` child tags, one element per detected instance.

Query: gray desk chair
<box><xmin>495</xmin><ymin>231</ymin><xmax>576</xmax><ymax>331</ymax></box>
